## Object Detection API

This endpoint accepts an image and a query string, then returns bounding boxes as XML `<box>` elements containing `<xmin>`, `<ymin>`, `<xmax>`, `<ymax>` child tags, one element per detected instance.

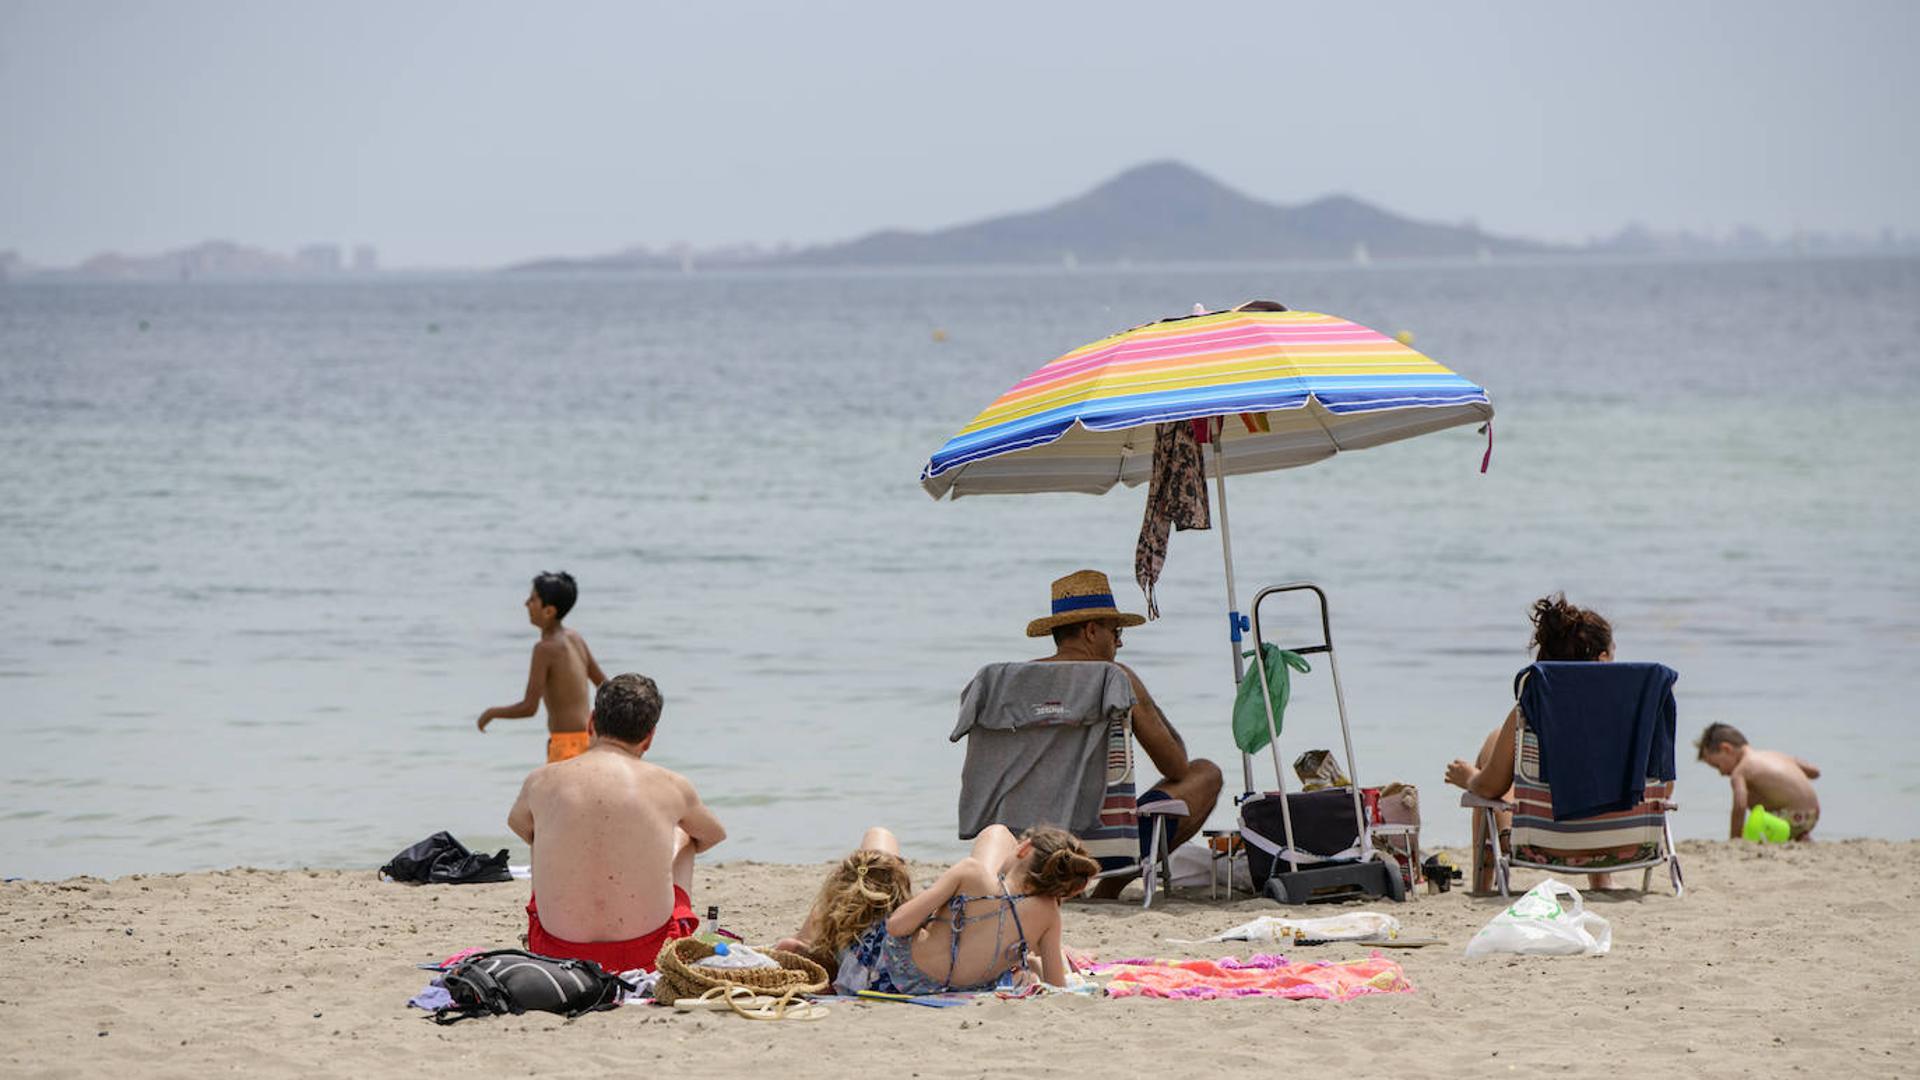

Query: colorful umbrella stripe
<box><xmin>923</xmin><ymin>309</ymin><xmax>1489</xmax><ymax>482</ymax></box>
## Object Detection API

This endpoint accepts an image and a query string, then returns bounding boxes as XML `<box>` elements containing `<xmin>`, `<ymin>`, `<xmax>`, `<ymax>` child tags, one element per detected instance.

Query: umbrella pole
<box><xmin>1206</xmin><ymin>421</ymin><xmax>1256</xmax><ymax>796</ymax></box>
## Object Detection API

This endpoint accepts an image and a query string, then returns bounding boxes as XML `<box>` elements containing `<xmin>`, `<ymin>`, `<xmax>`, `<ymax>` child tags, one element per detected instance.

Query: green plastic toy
<box><xmin>1743</xmin><ymin>805</ymin><xmax>1792</xmax><ymax>844</ymax></box>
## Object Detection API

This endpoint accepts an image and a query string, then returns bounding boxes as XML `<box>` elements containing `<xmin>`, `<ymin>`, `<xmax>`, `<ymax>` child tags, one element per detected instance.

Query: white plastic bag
<box><xmin>1464</xmin><ymin>878</ymin><xmax>1611</xmax><ymax>958</ymax></box>
<box><xmin>692</xmin><ymin>943</ymin><xmax>780</xmax><ymax>970</ymax></box>
<box><xmin>1165</xmin><ymin>840</ymin><xmax>1254</xmax><ymax>892</ymax></box>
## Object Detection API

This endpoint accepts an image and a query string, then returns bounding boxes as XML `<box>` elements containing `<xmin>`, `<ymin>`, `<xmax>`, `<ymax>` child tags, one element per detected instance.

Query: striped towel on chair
<box><xmin>1080</xmin><ymin>717</ymin><xmax>1140</xmax><ymax>875</ymax></box>
<box><xmin>1511</xmin><ymin>724</ymin><xmax>1669</xmax><ymax>869</ymax></box>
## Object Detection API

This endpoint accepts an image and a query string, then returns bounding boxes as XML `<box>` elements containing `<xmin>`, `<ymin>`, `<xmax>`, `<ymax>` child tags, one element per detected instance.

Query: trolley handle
<box><xmin>1240</xmin><ymin>581</ymin><xmax>1379</xmax><ymax>874</ymax></box>
<box><xmin>1248</xmin><ymin>582</ymin><xmax>1333</xmax><ymax>656</ymax></box>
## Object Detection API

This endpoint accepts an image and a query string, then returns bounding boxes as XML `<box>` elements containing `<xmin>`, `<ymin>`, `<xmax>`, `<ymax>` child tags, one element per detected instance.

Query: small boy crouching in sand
<box><xmin>1697</xmin><ymin>722</ymin><xmax>1821</xmax><ymax>840</ymax></box>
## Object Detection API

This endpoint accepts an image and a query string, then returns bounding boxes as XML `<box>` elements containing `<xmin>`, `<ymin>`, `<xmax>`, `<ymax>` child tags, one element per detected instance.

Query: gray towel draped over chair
<box><xmin>951</xmin><ymin>661</ymin><xmax>1134</xmax><ymax>838</ymax></box>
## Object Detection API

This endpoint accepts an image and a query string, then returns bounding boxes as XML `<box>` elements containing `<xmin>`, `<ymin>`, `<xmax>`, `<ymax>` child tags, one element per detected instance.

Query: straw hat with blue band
<box><xmin>1025</xmin><ymin>569</ymin><xmax>1149</xmax><ymax>638</ymax></box>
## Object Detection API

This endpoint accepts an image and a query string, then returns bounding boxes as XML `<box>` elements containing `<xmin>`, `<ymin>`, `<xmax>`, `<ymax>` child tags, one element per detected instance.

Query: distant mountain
<box><xmin>782</xmin><ymin>161</ymin><xmax>1554</xmax><ymax>266</ymax></box>
<box><xmin>508</xmin><ymin>161</ymin><xmax>1557</xmax><ymax>273</ymax></box>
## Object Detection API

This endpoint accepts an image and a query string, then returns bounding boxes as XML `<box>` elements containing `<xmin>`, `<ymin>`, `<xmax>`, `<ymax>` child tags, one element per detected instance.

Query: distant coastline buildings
<box><xmin>296</xmin><ymin>244</ymin><xmax>342</xmax><ymax>273</ymax></box>
<box><xmin>12</xmin><ymin>240</ymin><xmax>385</xmax><ymax>281</ymax></box>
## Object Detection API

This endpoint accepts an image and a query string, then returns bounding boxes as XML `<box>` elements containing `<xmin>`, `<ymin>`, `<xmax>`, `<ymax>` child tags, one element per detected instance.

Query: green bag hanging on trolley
<box><xmin>1233</xmin><ymin>643</ymin><xmax>1310</xmax><ymax>754</ymax></box>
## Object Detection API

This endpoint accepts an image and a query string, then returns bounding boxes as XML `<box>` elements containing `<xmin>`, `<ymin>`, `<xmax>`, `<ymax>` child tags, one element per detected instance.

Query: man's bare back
<box><xmin>508</xmin><ymin>744</ymin><xmax>724</xmax><ymax>940</ymax></box>
<box><xmin>1037</xmin><ymin>612</ymin><xmax>1224</xmax><ymax>899</ymax></box>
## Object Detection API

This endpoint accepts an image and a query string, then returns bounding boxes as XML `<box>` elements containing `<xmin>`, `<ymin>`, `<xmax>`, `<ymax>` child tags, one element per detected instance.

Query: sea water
<box><xmin>2</xmin><ymin>256</ymin><xmax>1916</xmax><ymax>880</ymax></box>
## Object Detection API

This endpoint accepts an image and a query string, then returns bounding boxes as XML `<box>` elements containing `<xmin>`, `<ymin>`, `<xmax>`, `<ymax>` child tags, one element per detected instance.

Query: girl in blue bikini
<box><xmin>779</xmin><ymin>824</ymin><xmax>1097</xmax><ymax>994</ymax></box>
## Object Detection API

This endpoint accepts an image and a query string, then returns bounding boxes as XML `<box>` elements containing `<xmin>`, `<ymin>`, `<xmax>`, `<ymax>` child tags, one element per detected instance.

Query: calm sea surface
<box><xmin>3</xmin><ymin>257</ymin><xmax>1917</xmax><ymax>881</ymax></box>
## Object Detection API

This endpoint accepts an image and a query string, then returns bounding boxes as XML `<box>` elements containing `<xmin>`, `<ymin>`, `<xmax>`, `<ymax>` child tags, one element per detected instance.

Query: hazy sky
<box><xmin>3</xmin><ymin>0</ymin><xmax>1916</xmax><ymax>266</ymax></box>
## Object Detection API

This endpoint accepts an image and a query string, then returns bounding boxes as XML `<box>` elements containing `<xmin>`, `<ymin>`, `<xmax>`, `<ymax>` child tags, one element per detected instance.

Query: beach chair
<box><xmin>952</xmin><ymin>662</ymin><xmax>1187</xmax><ymax>908</ymax></box>
<box><xmin>1460</xmin><ymin>666</ymin><xmax>1684</xmax><ymax>898</ymax></box>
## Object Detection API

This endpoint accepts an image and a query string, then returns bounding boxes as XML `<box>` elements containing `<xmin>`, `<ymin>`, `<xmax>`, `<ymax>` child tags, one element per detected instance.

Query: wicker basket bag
<box><xmin>653</xmin><ymin>938</ymin><xmax>829</xmax><ymax>1004</ymax></box>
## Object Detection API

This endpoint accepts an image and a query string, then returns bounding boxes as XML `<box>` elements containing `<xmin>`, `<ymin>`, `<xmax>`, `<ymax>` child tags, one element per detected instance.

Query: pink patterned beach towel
<box><xmin>1090</xmin><ymin>953</ymin><xmax>1413</xmax><ymax>1001</ymax></box>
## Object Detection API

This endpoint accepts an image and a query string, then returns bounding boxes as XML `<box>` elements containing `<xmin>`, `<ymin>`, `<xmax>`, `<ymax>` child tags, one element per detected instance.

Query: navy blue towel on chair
<box><xmin>1515</xmin><ymin>661</ymin><xmax>1678</xmax><ymax>821</ymax></box>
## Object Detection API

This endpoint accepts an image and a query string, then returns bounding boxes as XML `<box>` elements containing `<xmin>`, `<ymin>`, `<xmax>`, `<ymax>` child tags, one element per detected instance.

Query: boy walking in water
<box><xmin>1697</xmin><ymin>723</ymin><xmax>1822</xmax><ymax>840</ymax></box>
<box><xmin>478</xmin><ymin>571</ymin><xmax>607</xmax><ymax>763</ymax></box>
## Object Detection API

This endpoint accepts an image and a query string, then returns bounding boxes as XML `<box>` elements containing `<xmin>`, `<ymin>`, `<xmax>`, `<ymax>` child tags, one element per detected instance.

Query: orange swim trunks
<box><xmin>526</xmin><ymin>887</ymin><xmax>699</xmax><ymax>973</ymax></box>
<box><xmin>546</xmin><ymin>731</ymin><xmax>591</xmax><ymax>763</ymax></box>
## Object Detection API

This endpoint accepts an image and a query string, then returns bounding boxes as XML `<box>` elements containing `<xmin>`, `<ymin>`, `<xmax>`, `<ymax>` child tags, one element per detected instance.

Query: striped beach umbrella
<box><xmin>921</xmin><ymin>302</ymin><xmax>1492</xmax><ymax>499</ymax></box>
<box><xmin>919</xmin><ymin>301</ymin><xmax>1494</xmax><ymax>789</ymax></box>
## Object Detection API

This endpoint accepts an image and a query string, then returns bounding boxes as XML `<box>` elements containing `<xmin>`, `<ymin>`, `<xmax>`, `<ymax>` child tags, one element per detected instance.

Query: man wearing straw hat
<box><xmin>1032</xmin><ymin>570</ymin><xmax>1223</xmax><ymax>899</ymax></box>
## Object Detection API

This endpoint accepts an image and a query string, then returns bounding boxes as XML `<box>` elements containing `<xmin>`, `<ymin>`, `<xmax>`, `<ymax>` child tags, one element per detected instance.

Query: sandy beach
<box><xmin>5</xmin><ymin>840</ymin><xmax>1917</xmax><ymax>1078</ymax></box>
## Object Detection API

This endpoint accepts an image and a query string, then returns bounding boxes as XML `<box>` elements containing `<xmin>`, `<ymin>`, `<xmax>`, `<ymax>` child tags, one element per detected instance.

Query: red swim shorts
<box><xmin>525</xmin><ymin>886</ymin><xmax>698</xmax><ymax>973</ymax></box>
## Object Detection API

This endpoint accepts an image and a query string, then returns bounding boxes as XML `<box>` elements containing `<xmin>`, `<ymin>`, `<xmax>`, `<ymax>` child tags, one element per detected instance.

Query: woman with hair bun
<box><xmin>777</xmin><ymin>823</ymin><xmax>1096</xmax><ymax>993</ymax></box>
<box><xmin>1443</xmin><ymin>594</ymin><xmax>1617</xmax><ymax>892</ymax></box>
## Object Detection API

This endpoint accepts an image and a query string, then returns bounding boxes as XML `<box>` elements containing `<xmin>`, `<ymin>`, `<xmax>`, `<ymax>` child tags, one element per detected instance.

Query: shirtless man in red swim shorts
<box><xmin>507</xmin><ymin>673</ymin><xmax>726</xmax><ymax>972</ymax></box>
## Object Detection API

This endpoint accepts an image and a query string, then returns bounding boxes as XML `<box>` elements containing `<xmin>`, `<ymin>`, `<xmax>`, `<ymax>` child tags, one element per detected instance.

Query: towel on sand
<box><xmin>1089</xmin><ymin>954</ymin><xmax>1412</xmax><ymax>1001</ymax></box>
<box><xmin>1517</xmin><ymin>661</ymin><xmax>1678</xmax><ymax>820</ymax></box>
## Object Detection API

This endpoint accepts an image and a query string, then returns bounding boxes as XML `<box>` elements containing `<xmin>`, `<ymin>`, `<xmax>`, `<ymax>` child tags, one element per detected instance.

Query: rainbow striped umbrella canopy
<box><xmin>921</xmin><ymin>303</ymin><xmax>1493</xmax><ymax>499</ymax></box>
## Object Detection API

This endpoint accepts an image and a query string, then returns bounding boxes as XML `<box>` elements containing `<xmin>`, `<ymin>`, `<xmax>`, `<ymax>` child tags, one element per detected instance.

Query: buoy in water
<box><xmin>931</xmin><ymin>328</ymin><xmax>948</xmax><ymax>343</ymax></box>
<box><xmin>1394</xmin><ymin>330</ymin><xmax>1415</xmax><ymax>346</ymax></box>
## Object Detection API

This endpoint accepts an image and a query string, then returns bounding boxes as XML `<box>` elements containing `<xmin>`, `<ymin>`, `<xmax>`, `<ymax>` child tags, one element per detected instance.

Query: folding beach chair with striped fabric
<box><xmin>1461</xmin><ymin>669</ymin><xmax>1684</xmax><ymax>898</ymax></box>
<box><xmin>1084</xmin><ymin>713</ymin><xmax>1188</xmax><ymax>907</ymax></box>
<box><xmin>1081</xmin><ymin>714</ymin><xmax>1142</xmax><ymax>873</ymax></box>
<box><xmin>953</xmin><ymin>662</ymin><xmax>1186</xmax><ymax>908</ymax></box>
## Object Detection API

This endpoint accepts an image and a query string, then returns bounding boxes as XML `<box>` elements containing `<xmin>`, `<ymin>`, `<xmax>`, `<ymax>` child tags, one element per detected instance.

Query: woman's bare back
<box><xmin>906</xmin><ymin>861</ymin><xmax>1054</xmax><ymax>989</ymax></box>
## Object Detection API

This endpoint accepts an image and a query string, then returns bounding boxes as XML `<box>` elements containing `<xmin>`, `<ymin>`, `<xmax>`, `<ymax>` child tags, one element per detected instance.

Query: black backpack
<box><xmin>432</xmin><ymin>950</ymin><xmax>634</xmax><ymax>1024</ymax></box>
<box><xmin>381</xmin><ymin>831</ymin><xmax>512</xmax><ymax>885</ymax></box>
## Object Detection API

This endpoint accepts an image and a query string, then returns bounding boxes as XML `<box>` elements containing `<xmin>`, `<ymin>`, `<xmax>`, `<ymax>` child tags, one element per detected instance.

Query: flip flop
<box><xmin>674</xmin><ymin>985</ymin><xmax>829</xmax><ymax>1021</ymax></box>
<box><xmin>673</xmin><ymin>986</ymin><xmax>762</xmax><ymax>1012</ymax></box>
<box><xmin>731</xmin><ymin>992</ymin><xmax>830</xmax><ymax>1022</ymax></box>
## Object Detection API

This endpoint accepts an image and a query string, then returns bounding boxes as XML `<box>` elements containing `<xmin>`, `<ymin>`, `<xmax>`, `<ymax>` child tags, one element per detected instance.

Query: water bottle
<box><xmin>697</xmin><ymin>905</ymin><xmax>720</xmax><ymax>944</ymax></box>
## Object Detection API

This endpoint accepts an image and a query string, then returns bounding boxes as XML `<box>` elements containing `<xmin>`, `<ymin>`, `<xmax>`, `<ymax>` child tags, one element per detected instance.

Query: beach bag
<box><xmin>1464</xmin><ymin>879</ymin><xmax>1612</xmax><ymax>958</ymax></box>
<box><xmin>381</xmin><ymin>831</ymin><xmax>512</xmax><ymax>885</ymax></box>
<box><xmin>653</xmin><ymin>938</ymin><xmax>829</xmax><ymax>1005</ymax></box>
<box><xmin>1239</xmin><ymin>788</ymin><xmax>1364</xmax><ymax>886</ymax></box>
<box><xmin>432</xmin><ymin>949</ymin><xmax>633</xmax><ymax>1024</ymax></box>
<box><xmin>1368</xmin><ymin>783</ymin><xmax>1423</xmax><ymax>889</ymax></box>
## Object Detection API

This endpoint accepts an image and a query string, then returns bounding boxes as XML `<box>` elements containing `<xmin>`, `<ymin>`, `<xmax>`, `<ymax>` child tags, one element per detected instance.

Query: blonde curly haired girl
<box><xmin>779</xmin><ymin>823</ymin><xmax>1097</xmax><ymax>994</ymax></box>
